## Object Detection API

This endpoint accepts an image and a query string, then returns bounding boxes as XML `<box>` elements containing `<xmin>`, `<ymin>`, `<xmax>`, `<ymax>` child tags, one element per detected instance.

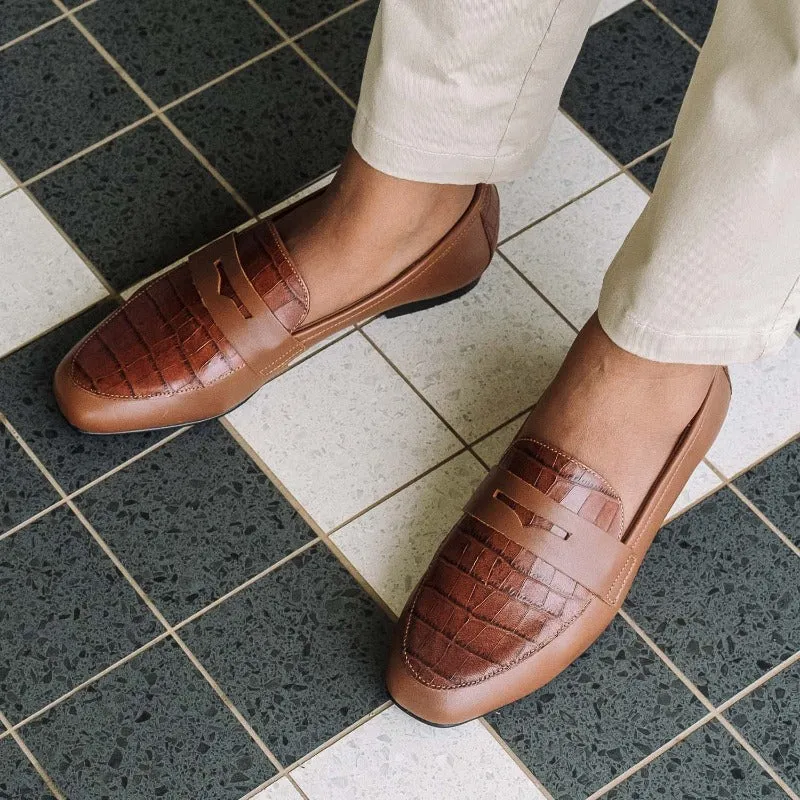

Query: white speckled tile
<box><xmin>247</xmin><ymin>777</ymin><xmax>304</xmax><ymax>800</ymax></box>
<box><xmin>592</xmin><ymin>0</ymin><xmax>635</xmax><ymax>24</ymax></box>
<box><xmin>497</xmin><ymin>112</ymin><xmax>618</xmax><ymax>241</ymax></box>
<box><xmin>292</xmin><ymin>705</ymin><xmax>544</xmax><ymax>800</ymax></box>
<box><xmin>226</xmin><ymin>333</ymin><xmax>461</xmax><ymax>531</ymax></box>
<box><xmin>365</xmin><ymin>256</ymin><xmax>575</xmax><ymax>442</ymax></box>
<box><xmin>500</xmin><ymin>175</ymin><xmax>647</xmax><ymax>328</ymax></box>
<box><xmin>332</xmin><ymin>452</ymin><xmax>486</xmax><ymax>615</ymax></box>
<box><xmin>666</xmin><ymin>462</ymin><xmax>723</xmax><ymax>520</ymax></box>
<box><xmin>0</xmin><ymin>164</ymin><xmax>16</xmax><ymax>195</ymax></box>
<box><xmin>472</xmin><ymin>416</ymin><xmax>524</xmax><ymax>465</ymax></box>
<box><xmin>0</xmin><ymin>190</ymin><xmax>107</xmax><ymax>358</ymax></box>
<box><xmin>707</xmin><ymin>338</ymin><xmax>800</xmax><ymax>477</ymax></box>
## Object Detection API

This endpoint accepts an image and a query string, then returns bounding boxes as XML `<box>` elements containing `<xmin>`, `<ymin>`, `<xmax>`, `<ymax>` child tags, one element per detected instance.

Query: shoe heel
<box><xmin>383</xmin><ymin>278</ymin><xmax>481</xmax><ymax>319</ymax></box>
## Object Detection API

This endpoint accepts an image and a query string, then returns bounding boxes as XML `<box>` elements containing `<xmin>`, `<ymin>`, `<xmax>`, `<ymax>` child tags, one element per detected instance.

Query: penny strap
<box><xmin>189</xmin><ymin>233</ymin><xmax>303</xmax><ymax>376</ymax></box>
<box><xmin>464</xmin><ymin>466</ymin><xmax>635</xmax><ymax>603</ymax></box>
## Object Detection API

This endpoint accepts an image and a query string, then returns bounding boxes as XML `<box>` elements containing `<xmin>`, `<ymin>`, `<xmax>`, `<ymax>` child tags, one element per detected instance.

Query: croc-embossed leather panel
<box><xmin>403</xmin><ymin>440</ymin><xmax>624</xmax><ymax>689</ymax></box>
<box><xmin>71</xmin><ymin>224</ymin><xmax>308</xmax><ymax>399</ymax></box>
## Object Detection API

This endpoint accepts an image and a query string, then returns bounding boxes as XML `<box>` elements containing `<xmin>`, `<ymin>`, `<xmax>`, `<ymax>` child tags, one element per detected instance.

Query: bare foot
<box><xmin>275</xmin><ymin>147</ymin><xmax>476</xmax><ymax>324</ymax></box>
<box><xmin>519</xmin><ymin>314</ymin><xmax>718</xmax><ymax>527</ymax></box>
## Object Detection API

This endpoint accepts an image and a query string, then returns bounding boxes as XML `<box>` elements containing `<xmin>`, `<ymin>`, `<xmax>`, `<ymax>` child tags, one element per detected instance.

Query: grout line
<box><xmin>478</xmin><ymin>718</ymin><xmax>558</xmax><ymax>800</ymax></box>
<box><xmin>496</xmin><ymin>168</ymin><xmax>624</xmax><ymax>248</ymax></box>
<box><xmin>608</xmin><ymin>608</ymin><xmax>800</xmax><ymax>798</ymax></box>
<box><xmin>13</xmin><ymin>0</ymin><xmax>366</xmax><ymax>198</ymax></box>
<box><xmin>283</xmin><ymin>701</ymin><xmax>394</xmax><ymax>774</ymax></box>
<box><xmin>5</xmin><ymin>633</ymin><xmax>172</xmax><ymax>734</ymax></box>
<box><xmin>159</xmin><ymin>41</ymin><xmax>289</xmax><ymax>112</ymax></box>
<box><xmin>218</xmin><ymin>417</ymin><xmax>399</xmax><ymax>621</ymax></box>
<box><xmin>0</xmin><ymin>288</ymin><xmax>114</xmax><ymax>362</ymax></box>
<box><xmin>52</xmin><ymin>2</ymin><xmax>257</xmax><ymax>218</ymax></box>
<box><xmin>0</xmin><ymin>154</ymin><xmax>117</xmax><ymax>300</ymax></box>
<box><xmin>586</xmin><ymin>711</ymin><xmax>716</xmax><ymax>799</ymax></box>
<box><xmin>1</xmin><ymin>417</ymin><xmax>68</xmax><ymax>500</ymax></box>
<box><xmin>717</xmin><ymin>716</ymin><xmax>800</xmax><ymax>800</ymax></box>
<box><xmin>0</xmin><ymin>711</ymin><xmax>67</xmax><ymax>800</ymax></box>
<box><xmin>172</xmin><ymin>538</ymin><xmax>321</xmax><ymax>631</ymax></box>
<box><xmin>495</xmin><ymin>134</ymin><xmax>671</xmax><ymax>250</ymax></box>
<box><xmin>618</xmin><ymin>609</ymin><xmax>715</xmax><ymax>712</ymax></box>
<box><xmin>167</xmin><ymin>630</ymin><xmax>285</xmax><ymax>772</ymax></box>
<box><xmin>713</xmin><ymin>430</ymin><xmax>800</xmax><ymax>484</ymax></box>
<box><xmin>0</xmin><ymin>500</ymin><xmax>67</xmax><ymax>544</ymax></box>
<box><xmin>65</xmin><ymin>426</ymin><xmax>190</xmax><ymax>500</ymax></box>
<box><xmin>242</xmin><ymin>0</ymin><xmax>357</xmax><ymax>111</ymax></box>
<box><xmin>713</xmin><ymin>650</ymin><xmax>800</xmax><ymax>717</ymax></box>
<box><xmin>325</xmin><ymin>446</ymin><xmax>474</xmax><ymax>537</ymax></box>
<box><xmin>641</xmin><ymin>0</ymin><xmax>702</xmax><ymax>51</ymax></box>
<box><xmin>64</xmin><ymin>499</ymin><xmax>286</xmax><ymax>772</ymax></box>
<box><xmin>356</xmin><ymin>327</ymin><xmax>476</xmax><ymax>454</ymax></box>
<box><xmin>21</xmin><ymin>113</ymin><xmax>157</xmax><ymax>186</ymax></box>
<box><xmin>494</xmin><ymin>250</ymin><xmax>580</xmax><ymax>335</ymax></box>
<box><xmin>0</xmin><ymin>0</ymin><xmax>100</xmax><ymax>53</ymax></box>
<box><xmin>727</xmin><ymin>483</ymin><xmax>800</xmax><ymax>558</ymax></box>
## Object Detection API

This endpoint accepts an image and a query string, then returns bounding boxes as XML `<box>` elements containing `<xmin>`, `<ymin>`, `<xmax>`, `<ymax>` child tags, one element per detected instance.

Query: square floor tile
<box><xmin>725</xmin><ymin>663</ymin><xmax>800</xmax><ymax>794</ymax></box>
<box><xmin>0</xmin><ymin>21</ymin><xmax>148</xmax><ymax>180</ymax></box>
<box><xmin>298</xmin><ymin>0</ymin><xmax>377</xmax><ymax>103</ymax></box>
<box><xmin>500</xmin><ymin>174</ymin><xmax>647</xmax><ymax>328</ymax></box>
<box><xmin>666</xmin><ymin>462</ymin><xmax>722</xmax><ymax>520</ymax></box>
<box><xmin>23</xmin><ymin>638</ymin><xmax>274</xmax><ymax>799</ymax></box>
<box><xmin>254</xmin><ymin>0</ymin><xmax>355</xmax><ymax>36</ymax></box>
<box><xmin>0</xmin><ymin>506</ymin><xmax>162</xmax><ymax>721</ymax></box>
<box><xmin>226</xmin><ymin>333</ymin><xmax>460</xmax><ymax>531</ymax></box>
<box><xmin>78</xmin><ymin>0</ymin><xmax>281</xmax><ymax>105</ymax></box>
<box><xmin>707</xmin><ymin>336</ymin><xmax>800</xmax><ymax>477</ymax></box>
<box><xmin>180</xmin><ymin>545</ymin><xmax>392</xmax><ymax>764</ymax></box>
<box><xmin>629</xmin><ymin>145</ymin><xmax>669</xmax><ymax>191</ymax></box>
<box><xmin>168</xmin><ymin>48</ymin><xmax>353</xmax><ymax>213</ymax></box>
<box><xmin>653</xmin><ymin>0</ymin><xmax>718</xmax><ymax>44</ymax></box>
<box><xmin>365</xmin><ymin>256</ymin><xmax>575</xmax><ymax>442</ymax></box>
<box><xmin>497</xmin><ymin>113</ymin><xmax>617</xmax><ymax>240</ymax></box>
<box><xmin>75</xmin><ymin>422</ymin><xmax>316</xmax><ymax>622</ymax></box>
<box><xmin>0</xmin><ymin>737</ymin><xmax>54</xmax><ymax>800</ymax></box>
<box><xmin>0</xmin><ymin>301</ymin><xmax>167</xmax><ymax>493</ymax></box>
<box><xmin>604</xmin><ymin>721</ymin><xmax>784</xmax><ymax>799</ymax></box>
<box><xmin>0</xmin><ymin>0</ymin><xmax>59</xmax><ymax>48</ymax></box>
<box><xmin>560</xmin><ymin>2</ymin><xmax>698</xmax><ymax>166</ymax></box>
<box><xmin>293</xmin><ymin>705</ymin><xmax>543</xmax><ymax>800</ymax></box>
<box><xmin>0</xmin><ymin>428</ymin><xmax>59</xmax><ymax>535</ymax></box>
<box><xmin>624</xmin><ymin>489</ymin><xmax>800</xmax><ymax>704</ymax></box>
<box><xmin>0</xmin><ymin>190</ymin><xmax>106</xmax><ymax>358</ymax></box>
<box><xmin>488</xmin><ymin>616</ymin><xmax>705</xmax><ymax>800</ymax></box>
<box><xmin>332</xmin><ymin>452</ymin><xmax>485</xmax><ymax>616</ymax></box>
<box><xmin>29</xmin><ymin>118</ymin><xmax>248</xmax><ymax>291</ymax></box>
<box><xmin>734</xmin><ymin>438</ymin><xmax>799</xmax><ymax>547</ymax></box>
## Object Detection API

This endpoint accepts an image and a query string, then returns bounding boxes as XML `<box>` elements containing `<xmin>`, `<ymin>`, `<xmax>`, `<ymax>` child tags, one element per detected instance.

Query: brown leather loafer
<box><xmin>386</xmin><ymin>367</ymin><xmax>731</xmax><ymax>725</ymax></box>
<box><xmin>53</xmin><ymin>184</ymin><xmax>499</xmax><ymax>433</ymax></box>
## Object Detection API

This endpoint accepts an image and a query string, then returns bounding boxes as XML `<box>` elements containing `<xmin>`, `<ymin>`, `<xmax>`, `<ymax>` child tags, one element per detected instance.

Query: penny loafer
<box><xmin>53</xmin><ymin>184</ymin><xmax>499</xmax><ymax>434</ymax></box>
<box><xmin>386</xmin><ymin>367</ymin><xmax>731</xmax><ymax>725</ymax></box>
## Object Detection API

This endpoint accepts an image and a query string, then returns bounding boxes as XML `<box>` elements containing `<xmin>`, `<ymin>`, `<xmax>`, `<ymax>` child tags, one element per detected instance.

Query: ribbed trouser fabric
<box><xmin>352</xmin><ymin>0</ymin><xmax>800</xmax><ymax>363</ymax></box>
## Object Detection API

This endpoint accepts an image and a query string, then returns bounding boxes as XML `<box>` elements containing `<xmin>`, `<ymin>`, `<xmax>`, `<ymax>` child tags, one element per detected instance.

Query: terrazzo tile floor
<box><xmin>1</xmin><ymin>1</ymin><xmax>798</xmax><ymax>798</ymax></box>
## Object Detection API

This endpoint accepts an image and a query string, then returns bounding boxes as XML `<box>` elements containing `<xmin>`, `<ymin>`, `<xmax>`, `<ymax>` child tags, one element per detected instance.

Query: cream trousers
<box><xmin>352</xmin><ymin>0</ymin><xmax>800</xmax><ymax>364</ymax></box>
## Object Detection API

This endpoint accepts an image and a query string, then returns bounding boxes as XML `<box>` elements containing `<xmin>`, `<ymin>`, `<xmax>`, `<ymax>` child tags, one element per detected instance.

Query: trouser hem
<box><xmin>598</xmin><ymin>301</ymin><xmax>797</xmax><ymax>364</ymax></box>
<box><xmin>351</xmin><ymin>110</ymin><xmax>548</xmax><ymax>184</ymax></box>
